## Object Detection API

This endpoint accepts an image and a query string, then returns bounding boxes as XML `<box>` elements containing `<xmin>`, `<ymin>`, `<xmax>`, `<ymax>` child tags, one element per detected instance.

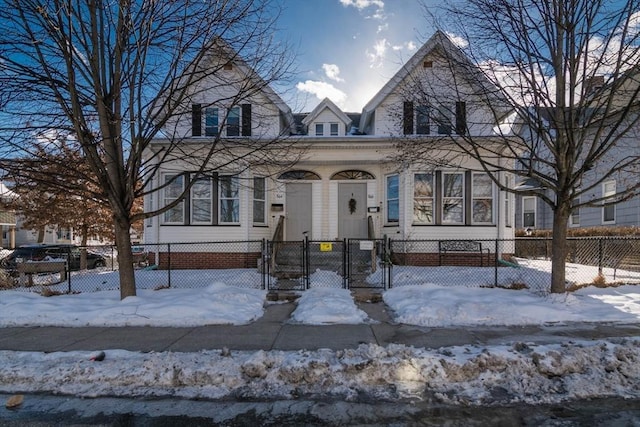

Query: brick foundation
<box><xmin>152</xmin><ymin>252</ymin><xmax>261</xmax><ymax>270</ymax></box>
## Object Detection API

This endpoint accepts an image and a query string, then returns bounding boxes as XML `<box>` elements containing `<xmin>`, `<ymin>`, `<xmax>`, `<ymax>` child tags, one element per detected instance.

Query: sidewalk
<box><xmin>1</xmin><ymin>301</ymin><xmax>639</xmax><ymax>353</ymax></box>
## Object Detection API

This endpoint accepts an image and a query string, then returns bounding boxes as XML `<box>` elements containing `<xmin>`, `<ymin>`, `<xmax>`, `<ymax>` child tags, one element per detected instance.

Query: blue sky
<box><xmin>278</xmin><ymin>0</ymin><xmax>437</xmax><ymax>112</ymax></box>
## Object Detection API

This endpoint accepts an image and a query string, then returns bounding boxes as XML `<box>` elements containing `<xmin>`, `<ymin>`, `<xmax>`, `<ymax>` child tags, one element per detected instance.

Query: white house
<box><xmin>143</xmin><ymin>32</ymin><xmax>517</xmax><ymax>268</ymax></box>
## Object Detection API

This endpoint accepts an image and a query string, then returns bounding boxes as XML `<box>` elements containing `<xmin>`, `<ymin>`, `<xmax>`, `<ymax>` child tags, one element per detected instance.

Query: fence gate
<box><xmin>265</xmin><ymin>238</ymin><xmax>388</xmax><ymax>291</ymax></box>
<box><xmin>347</xmin><ymin>238</ymin><xmax>387</xmax><ymax>289</ymax></box>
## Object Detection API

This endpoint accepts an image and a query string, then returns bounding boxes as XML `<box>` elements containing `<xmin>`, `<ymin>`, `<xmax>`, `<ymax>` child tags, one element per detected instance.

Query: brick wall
<box><xmin>153</xmin><ymin>252</ymin><xmax>261</xmax><ymax>269</ymax></box>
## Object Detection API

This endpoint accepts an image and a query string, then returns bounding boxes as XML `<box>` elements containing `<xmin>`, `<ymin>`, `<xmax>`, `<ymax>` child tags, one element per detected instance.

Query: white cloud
<box><xmin>322</xmin><ymin>63</ymin><xmax>345</xmax><ymax>82</ymax></box>
<box><xmin>296</xmin><ymin>80</ymin><xmax>347</xmax><ymax>106</ymax></box>
<box><xmin>340</xmin><ymin>0</ymin><xmax>386</xmax><ymax>20</ymax></box>
<box><xmin>339</xmin><ymin>0</ymin><xmax>384</xmax><ymax>10</ymax></box>
<box><xmin>445</xmin><ymin>32</ymin><xmax>468</xmax><ymax>49</ymax></box>
<box><xmin>366</xmin><ymin>38</ymin><xmax>388</xmax><ymax>67</ymax></box>
<box><xmin>392</xmin><ymin>41</ymin><xmax>417</xmax><ymax>51</ymax></box>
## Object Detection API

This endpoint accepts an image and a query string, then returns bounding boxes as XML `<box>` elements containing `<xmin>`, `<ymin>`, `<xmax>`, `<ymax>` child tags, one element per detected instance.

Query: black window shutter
<box><xmin>456</xmin><ymin>101</ymin><xmax>466</xmax><ymax>135</ymax></box>
<box><xmin>192</xmin><ymin>104</ymin><xmax>202</xmax><ymax>136</ymax></box>
<box><xmin>241</xmin><ymin>104</ymin><xmax>252</xmax><ymax>136</ymax></box>
<box><xmin>403</xmin><ymin>101</ymin><xmax>414</xmax><ymax>135</ymax></box>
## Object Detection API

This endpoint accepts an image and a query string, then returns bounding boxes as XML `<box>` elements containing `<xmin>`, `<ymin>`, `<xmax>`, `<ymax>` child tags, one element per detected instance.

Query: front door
<box><xmin>338</xmin><ymin>183</ymin><xmax>368</xmax><ymax>239</ymax></box>
<box><xmin>285</xmin><ymin>183</ymin><xmax>312</xmax><ymax>240</ymax></box>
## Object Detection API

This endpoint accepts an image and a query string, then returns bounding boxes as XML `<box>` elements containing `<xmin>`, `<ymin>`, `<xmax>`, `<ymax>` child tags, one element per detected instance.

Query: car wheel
<box><xmin>93</xmin><ymin>260</ymin><xmax>106</xmax><ymax>269</ymax></box>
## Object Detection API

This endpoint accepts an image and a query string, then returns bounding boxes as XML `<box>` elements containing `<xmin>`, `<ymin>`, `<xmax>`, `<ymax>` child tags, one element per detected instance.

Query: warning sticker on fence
<box><xmin>320</xmin><ymin>243</ymin><xmax>333</xmax><ymax>252</ymax></box>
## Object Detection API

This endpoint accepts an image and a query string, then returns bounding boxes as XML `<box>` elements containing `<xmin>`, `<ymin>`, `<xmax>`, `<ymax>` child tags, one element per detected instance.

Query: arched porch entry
<box><xmin>331</xmin><ymin>170</ymin><xmax>375</xmax><ymax>239</ymax></box>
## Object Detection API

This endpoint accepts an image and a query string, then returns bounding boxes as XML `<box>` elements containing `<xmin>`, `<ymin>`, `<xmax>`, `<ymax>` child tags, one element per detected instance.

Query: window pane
<box><xmin>414</xmin><ymin>173</ymin><xmax>433</xmax><ymax>197</ymax></box>
<box><xmin>472</xmin><ymin>173</ymin><xmax>492</xmax><ymax>197</ymax></box>
<box><xmin>387</xmin><ymin>175</ymin><xmax>399</xmax><ymax>199</ymax></box>
<box><xmin>443</xmin><ymin>199</ymin><xmax>463</xmax><ymax>223</ymax></box>
<box><xmin>416</xmin><ymin>105</ymin><xmax>430</xmax><ymax>134</ymax></box>
<box><xmin>330</xmin><ymin>123</ymin><xmax>338</xmax><ymax>136</ymax></box>
<box><xmin>165</xmin><ymin>175</ymin><xmax>184</xmax><ymax>198</ymax></box>
<box><xmin>443</xmin><ymin>173</ymin><xmax>463</xmax><ymax>197</ymax></box>
<box><xmin>163</xmin><ymin>174</ymin><xmax>184</xmax><ymax>223</ymax></box>
<box><xmin>253</xmin><ymin>177</ymin><xmax>266</xmax><ymax>224</ymax></box>
<box><xmin>387</xmin><ymin>175</ymin><xmax>399</xmax><ymax>222</ymax></box>
<box><xmin>219</xmin><ymin>176</ymin><xmax>239</xmax><ymax>223</ymax></box>
<box><xmin>227</xmin><ymin>107</ymin><xmax>240</xmax><ymax>136</ymax></box>
<box><xmin>315</xmin><ymin>123</ymin><xmax>323</xmax><ymax>136</ymax></box>
<box><xmin>413</xmin><ymin>173</ymin><xmax>433</xmax><ymax>224</ymax></box>
<box><xmin>205</xmin><ymin>108</ymin><xmax>218</xmax><ymax>136</ymax></box>
<box><xmin>191</xmin><ymin>177</ymin><xmax>211</xmax><ymax>223</ymax></box>
<box><xmin>253</xmin><ymin>200</ymin><xmax>265</xmax><ymax>224</ymax></box>
<box><xmin>473</xmin><ymin>200</ymin><xmax>493</xmax><ymax>222</ymax></box>
<box><xmin>414</xmin><ymin>199</ymin><xmax>433</xmax><ymax>223</ymax></box>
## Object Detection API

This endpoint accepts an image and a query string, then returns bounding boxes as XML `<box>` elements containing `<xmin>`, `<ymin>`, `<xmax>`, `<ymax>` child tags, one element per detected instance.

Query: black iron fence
<box><xmin>1</xmin><ymin>236</ymin><xmax>639</xmax><ymax>295</ymax></box>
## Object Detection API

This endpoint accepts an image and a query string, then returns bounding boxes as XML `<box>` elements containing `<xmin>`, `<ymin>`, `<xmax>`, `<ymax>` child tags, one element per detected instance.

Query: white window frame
<box><xmin>162</xmin><ymin>173</ymin><xmax>185</xmax><ymax>224</ymax></box>
<box><xmin>218</xmin><ymin>176</ymin><xmax>240</xmax><ymax>224</ymax></box>
<box><xmin>471</xmin><ymin>172</ymin><xmax>494</xmax><ymax>224</ymax></box>
<box><xmin>315</xmin><ymin>123</ymin><xmax>324</xmax><ymax>136</ymax></box>
<box><xmin>204</xmin><ymin>107</ymin><xmax>219</xmax><ymax>136</ymax></box>
<box><xmin>570</xmin><ymin>195</ymin><xmax>580</xmax><ymax>227</ymax></box>
<box><xmin>504</xmin><ymin>174</ymin><xmax>512</xmax><ymax>227</ymax></box>
<box><xmin>602</xmin><ymin>180</ymin><xmax>616</xmax><ymax>224</ymax></box>
<box><xmin>330</xmin><ymin>123</ymin><xmax>339</xmax><ymax>136</ymax></box>
<box><xmin>412</xmin><ymin>172</ymin><xmax>434</xmax><ymax>224</ymax></box>
<box><xmin>253</xmin><ymin>176</ymin><xmax>267</xmax><ymax>225</ymax></box>
<box><xmin>442</xmin><ymin>171</ymin><xmax>464</xmax><ymax>224</ymax></box>
<box><xmin>190</xmin><ymin>176</ymin><xmax>213</xmax><ymax>224</ymax></box>
<box><xmin>227</xmin><ymin>106</ymin><xmax>240</xmax><ymax>137</ymax></box>
<box><xmin>522</xmin><ymin>196</ymin><xmax>536</xmax><ymax>228</ymax></box>
<box><xmin>386</xmin><ymin>174</ymin><xmax>399</xmax><ymax>224</ymax></box>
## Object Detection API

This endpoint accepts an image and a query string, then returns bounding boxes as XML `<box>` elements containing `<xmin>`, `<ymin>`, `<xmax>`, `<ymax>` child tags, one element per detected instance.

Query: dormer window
<box><xmin>423</xmin><ymin>60</ymin><xmax>433</xmax><ymax>68</ymax></box>
<box><xmin>315</xmin><ymin>123</ymin><xmax>324</xmax><ymax>136</ymax></box>
<box><xmin>330</xmin><ymin>123</ymin><xmax>339</xmax><ymax>136</ymax></box>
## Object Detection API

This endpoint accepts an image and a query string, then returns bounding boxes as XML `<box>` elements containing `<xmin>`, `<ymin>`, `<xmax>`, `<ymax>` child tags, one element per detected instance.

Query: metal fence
<box><xmin>1</xmin><ymin>237</ymin><xmax>639</xmax><ymax>295</ymax></box>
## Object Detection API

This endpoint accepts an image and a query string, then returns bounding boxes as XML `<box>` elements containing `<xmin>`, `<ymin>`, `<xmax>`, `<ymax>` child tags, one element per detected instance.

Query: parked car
<box><xmin>0</xmin><ymin>244</ymin><xmax>107</xmax><ymax>275</ymax></box>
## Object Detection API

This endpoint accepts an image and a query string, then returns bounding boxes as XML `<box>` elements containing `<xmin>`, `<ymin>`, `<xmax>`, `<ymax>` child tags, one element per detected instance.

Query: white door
<box><xmin>338</xmin><ymin>183</ymin><xmax>368</xmax><ymax>239</ymax></box>
<box><xmin>285</xmin><ymin>183</ymin><xmax>312</xmax><ymax>240</ymax></box>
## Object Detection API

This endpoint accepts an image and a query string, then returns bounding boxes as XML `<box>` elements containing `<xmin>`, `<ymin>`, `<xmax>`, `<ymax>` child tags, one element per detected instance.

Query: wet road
<box><xmin>1</xmin><ymin>394</ymin><xmax>640</xmax><ymax>426</ymax></box>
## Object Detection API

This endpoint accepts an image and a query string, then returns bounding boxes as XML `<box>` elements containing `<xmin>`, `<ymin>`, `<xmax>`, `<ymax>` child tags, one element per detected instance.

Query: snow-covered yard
<box><xmin>1</xmin><ymin>264</ymin><xmax>640</xmax><ymax>407</ymax></box>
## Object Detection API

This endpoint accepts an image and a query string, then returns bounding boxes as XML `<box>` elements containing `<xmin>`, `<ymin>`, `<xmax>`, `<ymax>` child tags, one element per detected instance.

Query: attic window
<box><xmin>423</xmin><ymin>60</ymin><xmax>433</xmax><ymax>68</ymax></box>
<box><xmin>223</xmin><ymin>63</ymin><xmax>233</xmax><ymax>70</ymax></box>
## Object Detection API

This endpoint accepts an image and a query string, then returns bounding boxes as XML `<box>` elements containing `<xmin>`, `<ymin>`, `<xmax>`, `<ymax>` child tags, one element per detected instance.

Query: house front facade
<box><xmin>143</xmin><ymin>32</ymin><xmax>517</xmax><ymax>268</ymax></box>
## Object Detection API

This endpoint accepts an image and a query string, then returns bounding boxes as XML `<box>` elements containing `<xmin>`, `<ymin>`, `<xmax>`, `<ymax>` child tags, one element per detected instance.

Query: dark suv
<box><xmin>1</xmin><ymin>244</ymin><xmax>107</xmax><ymax>275</ymax></box>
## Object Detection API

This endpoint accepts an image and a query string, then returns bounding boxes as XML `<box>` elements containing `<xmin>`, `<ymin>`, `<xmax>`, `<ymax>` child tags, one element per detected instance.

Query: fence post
<box><xmin>598</xmin><ymin>238</ymin><xmax>603</xmax><ymax>276</ymax></box>
<box><xmin>386</xmin><ymin>235</ymin><xmax>392</xmax><ymax>289</ymax></box>
<box><xmin>167</xmin><ymin>243</ymin><xmax>171</xmax><ymax>288</ymax></box>
<box><xmin>261</xmin><ymin>238</ymin><xmax>266</xmax><ymax>290</ymax></box>
<box><xmin>494</xmin><ymin>239</ymin><xmax>499</xmax><ymax>287</ymax></box>
<box><xmin>304</xmin><ymin>236</ymin><xmax>309</xmax><ymax>290</ymax></box>
<box><xmin>343</xmin><ymin>238</ymin><xmax>348</xmax><ymax>289</ymax></box>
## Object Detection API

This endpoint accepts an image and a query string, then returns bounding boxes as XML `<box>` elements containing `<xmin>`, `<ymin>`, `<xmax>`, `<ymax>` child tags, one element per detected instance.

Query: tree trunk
<box><xmin>114</xmin><ymin>214</ymin><xmax>136</xmax><ymax>299</ymax></box>
<box><xmin>550</xmin><ymin>205</ymin><xmax>570</xmax><ymax>293</ymax></box>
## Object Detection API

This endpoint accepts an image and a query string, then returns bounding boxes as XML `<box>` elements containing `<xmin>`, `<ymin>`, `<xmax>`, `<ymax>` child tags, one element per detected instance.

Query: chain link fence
<box><xmin>1</xmin><ymin>237</ymin><xmax>638</xmax><ymax>295</ymax></box>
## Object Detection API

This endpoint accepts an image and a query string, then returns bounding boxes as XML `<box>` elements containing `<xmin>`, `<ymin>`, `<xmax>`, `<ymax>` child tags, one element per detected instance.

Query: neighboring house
<box><xmin>144</xmin><ymin>32</ymin><xmax>518</xmax><ymax>267</ymax></box>
<box><xmin>514</xmin><ymin>77</ymin><xmax>640</xmax><ymax>233</ymax></box>
<box><xmin>0</xmin><ymin>181</ymin><xmax>17</xmax><ymax>248</ymax></box>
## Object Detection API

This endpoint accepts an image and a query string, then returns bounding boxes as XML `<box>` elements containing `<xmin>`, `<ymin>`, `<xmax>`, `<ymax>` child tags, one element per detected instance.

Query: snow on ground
<box><xmin>1</xmin><ymin>264</ymin><xmax>640</xmax><ymax>406</ymax></box>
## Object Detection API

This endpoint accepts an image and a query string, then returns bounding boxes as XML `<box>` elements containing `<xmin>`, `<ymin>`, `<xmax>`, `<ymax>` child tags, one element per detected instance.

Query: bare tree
<box><xmin>394</xmin><ymin>1</ymin><xmax>640</xmax><ymax>293</ymax></box>
<box><xmin>0</xmin><ymin>0</ymin><xmax>298</xmax><ymax>298</ymax></box>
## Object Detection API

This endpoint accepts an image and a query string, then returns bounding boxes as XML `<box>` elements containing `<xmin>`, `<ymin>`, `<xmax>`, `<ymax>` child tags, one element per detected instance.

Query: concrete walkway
<box><xmin>1</xmin><ymin>301</ymin><xmax>639</xmax><ymax>353</ymax></box>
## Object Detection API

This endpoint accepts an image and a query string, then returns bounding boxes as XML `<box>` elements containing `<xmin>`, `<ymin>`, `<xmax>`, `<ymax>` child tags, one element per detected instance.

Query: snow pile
<box><xmin>290</xmin><ymin>288</ymin><xmax>369</xmax><ymax>324</ymax></box>
<box><xmin>1</xmin><ymin>340</ymin><xmax>639</xmax><ymax>405</ymax></box>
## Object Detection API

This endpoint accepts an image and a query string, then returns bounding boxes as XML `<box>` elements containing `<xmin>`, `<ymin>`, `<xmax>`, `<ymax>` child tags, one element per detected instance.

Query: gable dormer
<box><xmin>161</xmin><ymin>38</ymin><xmax>295</xmax><ymax>140</ymax></box>
<box><xmin>302</xmin><ymin>98</ymin><xmax>352</xmax><ymax>136</ymax></box>
<box><xmin>359</xmin><ymin>31</ymin><xmax>510</xmax><ymax>137</ymax></box>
